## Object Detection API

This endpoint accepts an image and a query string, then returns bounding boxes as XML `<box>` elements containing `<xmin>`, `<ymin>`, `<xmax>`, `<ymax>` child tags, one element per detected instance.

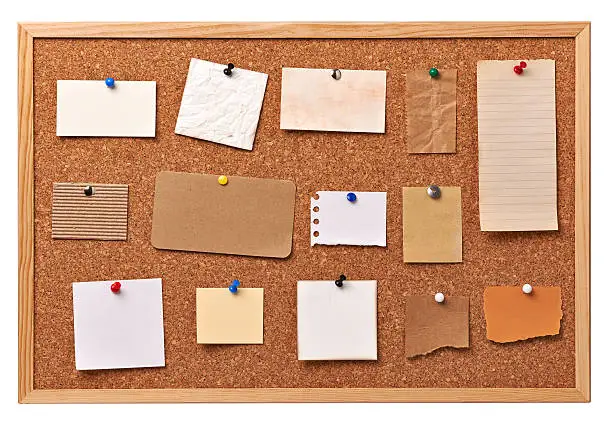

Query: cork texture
<box><xmin>32</xmin><ymin>37</ymin><xmax>575</xmax><ymax>390</ymax></box>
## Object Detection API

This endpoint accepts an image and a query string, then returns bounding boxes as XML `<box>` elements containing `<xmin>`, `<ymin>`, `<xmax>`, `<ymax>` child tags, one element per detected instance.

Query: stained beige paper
<box><xmin>484</xmin><ymin>286</ymin><xmax>562</xmax><ymax>343</ymax></box>
<box><xmin>196</xmin><ymin>288</ymin><xmax>263</xmax><ymax>344</ymax></box>
<box><xmin>402</xmin><ymin>187</ymin><xmax>462</xmax><ymax>263</ymax></box>
<box><xmin>280</xmin><ymin>67</ymin><xmax>386</xmax><ymax>133</ymax></box>
<box><xmin>52</xmin><ymin>183</ymin><xmax>128</xmax><ymax>241</ymax></box>
<box><xmin>405</xmin><ymin>296</ymin><xmax>469</xmax><ymax>357</ymax></box>
<box><xmin>406</xmin><ymin>69</ymin><xmax>457</xmax><ymax>153</ymax></box>
<box><xmin>151</xmin><ymin>172</ymin><xmax>296</xmax><ymax>258</ymax></box>
<box><xmin>477</xmin><ymin>60</ymin><xmax>558</xmax><ymax>231</ymax></box>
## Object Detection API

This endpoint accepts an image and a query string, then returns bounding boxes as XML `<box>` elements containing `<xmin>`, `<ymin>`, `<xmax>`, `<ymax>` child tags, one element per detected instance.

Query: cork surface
<box><xmin>32</xmin><ymin>37</ymin><xmax>575</xmax><ymax>390</ymax></box>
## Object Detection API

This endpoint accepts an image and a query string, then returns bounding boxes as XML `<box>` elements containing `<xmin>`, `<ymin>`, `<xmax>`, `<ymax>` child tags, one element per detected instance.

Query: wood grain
<box><xmin>17</xmin><ymin>23</ymin><xmax>34</xmax><ymax>404</ymax></box>
<box><xmin>17</xmin><ymin>22</ymin><xmax>590</xmax><ymax>403</ymax></box>
<box><xmin>574</xmin><ymin>23</ymin><xmax>591</xmax><ymax>403</ymax></box>
<box><xmin>18</xmin><ymin>21</ymin><xmax>588</xmax><ymax>38</ymax></box>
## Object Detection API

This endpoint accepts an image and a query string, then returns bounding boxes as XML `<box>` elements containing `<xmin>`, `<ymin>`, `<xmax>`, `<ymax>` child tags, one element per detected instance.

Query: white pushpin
<box><xmin>434</xmin><ymin>292</ymin><xmax>445</xmax><ymax>303</ymax></box>
<box><xmin>522</xmin><ymin>283</ymin><xmax>533</xmax><ymax>294</ymax></box>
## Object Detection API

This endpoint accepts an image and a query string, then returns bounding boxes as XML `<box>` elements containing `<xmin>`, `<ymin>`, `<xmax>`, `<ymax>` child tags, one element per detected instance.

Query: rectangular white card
<box><xmin>477</xmin><ymin>60</ymin><xmax>558</xmax><ymax>231</ymax></box>
<box><xmin>297</xmin><ymin>280</ymin><xmax>377</xmax><ymax>360</ymax></box>
<box><xmin>175</xmin><ymin>59</ymin><xmax>268</xmax><ymax>150</ymax></box>
<box><xmin>56</xmin><ymin>80</ymin><xmax>156</xmax><ymax>137</ymax></box>
<box><xmin>311</xmin><ymin>191</ymin><xmax>387</xmax><ymax>246</ymax></box>
<box><xmin>280</xmin><ymin>68</ymin><xmax>386</xmax><ymax>133</ymax></box>
<box><xmin>72</xmin><ymin>278</ymin><xmax>165</xmax><ymax>370</ymax></box>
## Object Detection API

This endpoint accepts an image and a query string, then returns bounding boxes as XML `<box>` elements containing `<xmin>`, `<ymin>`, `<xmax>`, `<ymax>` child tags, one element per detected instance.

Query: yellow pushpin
<box><xmin>218</xmin><ymin>175</ymin><xmax>228</xmax><ymax>186</ymax></box>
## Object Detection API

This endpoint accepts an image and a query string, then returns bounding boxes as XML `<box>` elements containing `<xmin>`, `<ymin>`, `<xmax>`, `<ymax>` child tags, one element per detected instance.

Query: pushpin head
<box><xmin>522</xmin><ymin>283</ymin><xmax>533</xmax><ymax>294</ymax></box>
<box><xmin>110</xmin><ymin>282</ymin><xmax>121</xmax><ymax>293</ymax></box>
<box><xmin>229</xmin><ymin>279</ymin><xmax>240</xmax><ymax>294</ymax></box>
<box><xmin>346</xmin><ymin>192</ymin><xmax>357</xmax><ymax>202</ymax></box>
<box><xmin>434</xmin><ymin>292</ymin><xmax>445</xmax><ymax>303</ymax></box>
<box><xmin>335</xmin><ymin>274</ymin><xmax>346</xmax><ymax>287</ymax></box>
<box><xmin>429</xmin><ymin>68</ymin><xmax>439</xmax><ymax>78</ymax></box>
<box><xmin>427</xmin><ymin>185</ymin><xmax>441</xmax><ymax>199</ymax></box>
<box><xmin>520</xmin><ymin>61</ymin><xmax>528</xmax><ymax>69</ymax></box>
<box><xmin>513</xmin><ymin>65</ymin><xmax>523</xmax><ymax>75</ymax></box>
<box><xmin>218</xmin><ymin>175</ymin><xmax>228</xmax><ymax>185</ymax></box>
<box><xmin>84</xmin><ymin>185</ymin><xmax>94</xmax><ymax>196</ymax></box>
<box><xmin>105</xmin><ymin>77</ymin><xmax>115</xmax><ymax>88</ymax></box>
<box><xmin>223</xmin><ymin>63</ymin><xmax>235</xmax><ymax>76</ymax></box>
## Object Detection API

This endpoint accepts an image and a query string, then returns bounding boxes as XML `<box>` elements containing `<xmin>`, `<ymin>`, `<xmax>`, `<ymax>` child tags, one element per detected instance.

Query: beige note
<box><xmin>280</xmin><ymin>67</ymin><xmax>386</xmax><ymax>133</ymax></box>
<box><xmin>196</xmin><ymin>288</ymin><xmax>264</xmax><ymax>344</ymax></box>
<box><xmin>477</xmin><ymin>60</ymin><xmax>558</xmax><ymax>231</ymax></box>
<box><xmin>52</xmin><ymin>183</ymin><xmax>128</xmax><ymax>241</ymax></box>
<box><xmin>402</xmin><ymin>187</ymin><xmax>462</xmax><ymax>263</ymax></box>
<box><xmin>151</xmin><ymin>172</ymin><xmax>296</xmax><ymax>258</ymax></box>
<box><xmin>406</xmin><ymin>69</ymin><xmax>457</xmax><ymax>153</ymax></box>
<box><xmin>405</xmin><ymin>296</ymin><xmax>469</xmax><ymax>357</ymax></box>
<box><xmin>484</xmin><ymin>286</ymin><xmax>562</xmax><ymax>343</ymax></box>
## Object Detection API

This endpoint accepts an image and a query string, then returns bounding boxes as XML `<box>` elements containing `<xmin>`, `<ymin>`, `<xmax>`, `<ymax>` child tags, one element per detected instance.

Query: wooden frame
<box><xmin>17</xmin><ymin>22</ymin><xmax>590</xmax><ymax>403</ymax></box>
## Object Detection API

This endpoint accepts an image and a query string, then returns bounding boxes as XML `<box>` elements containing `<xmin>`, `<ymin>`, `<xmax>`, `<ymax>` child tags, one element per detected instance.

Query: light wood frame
<box><xmin>17</xmin><ymin>22</ymin><xmax>590</xmax><ymax>403</ymax></box>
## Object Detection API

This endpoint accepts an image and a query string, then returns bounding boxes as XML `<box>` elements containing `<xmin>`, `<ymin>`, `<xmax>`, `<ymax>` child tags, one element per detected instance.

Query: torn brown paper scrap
<box><xmin>405</xmin><ymin>296</ymin><xmax>469</xmax><ymax>357</ymax></box>
<box><xmin>484</xmin><ymin>286</ymin><xmax>562</xmax><ymax>343</ymax></box>
<box><xmin>405</xmin><ymin>69</ymin><xmax>457</xmax><ymax>153</ymax></box>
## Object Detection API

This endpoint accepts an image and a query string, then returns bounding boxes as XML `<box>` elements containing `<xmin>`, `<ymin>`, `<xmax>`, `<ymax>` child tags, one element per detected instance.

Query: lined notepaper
<box><xmin>477</xmin><ymin>60</ymin><xmax>558</xmax><ymax>231</ymax></box>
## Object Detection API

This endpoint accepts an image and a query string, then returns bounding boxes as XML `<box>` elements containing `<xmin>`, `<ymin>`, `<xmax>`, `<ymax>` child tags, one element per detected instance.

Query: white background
<box><xmin>1</xmin><ymin>0</ymin><xmax>609</xmax><ymax>420</ymax></box>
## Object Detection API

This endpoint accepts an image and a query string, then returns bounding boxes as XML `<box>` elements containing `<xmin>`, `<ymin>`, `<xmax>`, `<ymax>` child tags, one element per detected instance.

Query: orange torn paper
<box><xmin>484</xmin><ymin>286</ymin><xmax>562</xmax><ymax>343</ymax></box>
<box><xmin>405</xmin><ymin>296</ymin><xmax>469</xmax><ymax>357</ymax></box>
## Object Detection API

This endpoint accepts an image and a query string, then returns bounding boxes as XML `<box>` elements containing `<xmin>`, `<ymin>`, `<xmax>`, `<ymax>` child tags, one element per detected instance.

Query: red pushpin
<box><xmin>514</xmin><ymin>61</ymin><xmax>527</xmax><ymax>75</ymax></box>
<box><xmin>110</xmin><ymin>281</ymin><xmax>121</xmax><ymax>293</ymax></box>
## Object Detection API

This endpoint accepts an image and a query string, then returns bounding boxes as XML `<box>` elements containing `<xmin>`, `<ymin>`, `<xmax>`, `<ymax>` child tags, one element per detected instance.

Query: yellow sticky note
<box><xmin>196</xmin><ymin>288</ymin><xmax>264</xmax><ymax>344</ymax></box>
<box><xmin>402</xmin><ymin>187</ymin><xmax>462</xmax><ymax>263</ymax></box>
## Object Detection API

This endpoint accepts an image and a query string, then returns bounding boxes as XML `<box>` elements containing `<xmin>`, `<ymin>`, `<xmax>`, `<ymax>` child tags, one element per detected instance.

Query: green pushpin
<box><xmin>429</xmin><ymin>67</ymin><xmax>439</xmax><ymax>78</ymax></box>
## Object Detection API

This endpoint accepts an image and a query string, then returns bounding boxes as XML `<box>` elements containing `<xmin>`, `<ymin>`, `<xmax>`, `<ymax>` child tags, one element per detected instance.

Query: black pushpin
<box><xmin>223</xmin><ymin>63</ymin><xmax>235</xmax><ymax>76</ymax></box>
<box><xmin>84</xmin><ymin>186</ymin><xmax>94</xmax><ymax>196</ymax></box>
<box><xmin>335</xmin><ymin>274</ymin><xmax>346</xmax><ymax>288</ymax></box>
<box><xmin>331</xmin><ymin>69</ymin><xmax>341</xmax><ymax>80</ymax></box>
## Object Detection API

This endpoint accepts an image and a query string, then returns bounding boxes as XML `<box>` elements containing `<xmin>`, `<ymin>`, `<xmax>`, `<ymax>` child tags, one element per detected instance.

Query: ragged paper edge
<box><xmin>310</xmin><ymin>194</ymin><xmax>320</xmax><ymax>246</ymax></box>
<box><xmin>484</xmin><ymin>288</ymin><xmax>563</xmax><ymax>343</ymax></box>
<box><xmin>408</xmin><ymin>344</ymin><xmax>469</xmax><ymax>358</ymax></box>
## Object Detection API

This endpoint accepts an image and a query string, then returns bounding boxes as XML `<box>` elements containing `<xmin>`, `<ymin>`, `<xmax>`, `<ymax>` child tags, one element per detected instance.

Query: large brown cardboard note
<box><xmin>477</xmin><ymin>60</ymin><xmax>558</xmax><ymax>231</ymax></box>
<box><xmin>484</xmin><ymin>286</ymin><xmax>562</xmax><ymax>343</ymax></box>
<box><xmin>405</xmin><ymin>69</ymin><xmax>457</xmax><ymax>153</ymax></box>
<box><xmin>405</xmin><ymin>295</ymin><xmax>469</xmax><ymax>357</ymax></box>
<box><xmin>151</xmin><ymin>172</ymin><xmax>296</xmax><ymax>258</ymax></box>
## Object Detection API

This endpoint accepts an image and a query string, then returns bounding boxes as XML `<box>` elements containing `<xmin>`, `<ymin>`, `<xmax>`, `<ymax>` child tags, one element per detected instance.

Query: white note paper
<box><xmin>175</xmin><ymin>59</ymin><xmax>268</xmax><ymax>151</ymax></box>
<box><xmin>311</xmin><ymin>191</ymin><xmax>387</xmax><ymax>246</ymax></box>
<box><xmin>280</xmin><ymin>67</ymin><xmax>386</xmax><ymax>133</ymax></box>
<box><xmin>297</xmin><ymin>280</ymin><xmax>377</xmax><ymax>360</ymax></box>
<box><xmin>477</xmin><ymin>60</ymin><xmax>558</xmax><ymax>231</ymax></box>
<box><xmin>72</xmin><ymin>278</ymin><xmax>165</xmax><ymax>370</ymax></box>
<box><xmin>56</xmin><ymin>80</ymin><xmax>156</xmax><ymax>137</ymax></box>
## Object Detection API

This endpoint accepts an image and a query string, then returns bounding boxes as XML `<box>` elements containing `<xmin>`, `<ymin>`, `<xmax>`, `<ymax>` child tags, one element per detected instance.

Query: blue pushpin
<box><xmin>105</xmin><ymin>77</ymin><xmax>115</xmax><ymax>88</ymax></box>
<box><xmin>229</xmin><ymin>279</ymin><xmax>240</xmax><ymax>294</ymax></box>
<box><xmin>346</xmin><ymin>192</ymin><xmax>357</xmax><ymax>203</ymax></box>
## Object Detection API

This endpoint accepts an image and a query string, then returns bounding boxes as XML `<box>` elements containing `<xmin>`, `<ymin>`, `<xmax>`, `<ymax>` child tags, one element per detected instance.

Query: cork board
<box><xmin>19</xmin><ymin>22</ymin><xmax>591</xmax><ymax>403</ymax></box>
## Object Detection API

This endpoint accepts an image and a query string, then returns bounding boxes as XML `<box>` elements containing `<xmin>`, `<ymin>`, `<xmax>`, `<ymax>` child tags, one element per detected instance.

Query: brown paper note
<box><xmin>405</xmin><ymin>69</ymin><xmax>457</xmax><ymax>153</ymax></box>
<box><xmin>196</xmin><ymin>288</ymin><xmax>264</xmax><ymax>344</ymax></box>
<box><xmin>484</xmin><ymin>286</ymin><xmax>562</xmax><ymax>343</ymax></box>
<box><xmin>151</xmin><ymin>172</ymin><xmax>296</xmax><ymax>258</ymax></box>
<box><xmin>405</xmin><ymin>296</ymin><xmax>469</xmax><ymax>357</ymax></box>
<box><xmin>402</xmin><ymin>187</ymin><xmax>462</xmax><ymax>263</ymax></box>
<box><xmin>52</xmin><ymin>182</ymin><xmax>128</xmax><ymax>241</ymax></box>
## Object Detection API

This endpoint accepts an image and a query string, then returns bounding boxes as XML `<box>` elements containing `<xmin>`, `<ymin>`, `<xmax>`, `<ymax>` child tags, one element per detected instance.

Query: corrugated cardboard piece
<box><xmin>280</xmin><ymin>67</ymin><xmax>386</xmax><ymax>133</ymax></box>
<box><xmin>52</xmin><ymin>182</ymin><xmax>128</xmax><ymax>241</ymax></box>
<box><xmin>405</xmin><ymin>296</ymin><xmax>469</xmax><ymax>357</ymax></box>
<box><xmin>405</xmin><ymin>69</ymin><xmax>457</xmax><ymax>153</ymax></box>
<box><xmin>402</xmin><ymin>186</ymin><xmax>462</xmax><ymax>263</ymax></box>
<box><xmin>196</xmin><ymin>288</ymin><xmax>264</xmax><ymax>344</ymax></box>
<box><xmin>484</xmin><ymin>286</ymin><xmax>562</xmax><ymax>343</ymax></box>
<box><xmin>151</xmin><ymin>171</ymin><xmax>296</xmax><ymax>258</ymax></box>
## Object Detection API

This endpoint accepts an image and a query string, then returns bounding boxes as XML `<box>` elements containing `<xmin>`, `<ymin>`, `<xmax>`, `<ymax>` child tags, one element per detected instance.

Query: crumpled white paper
<box><xmin>175</xmin><ymin>58</ymin><xmax>268</xmax><ymax>151</ymax></box>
